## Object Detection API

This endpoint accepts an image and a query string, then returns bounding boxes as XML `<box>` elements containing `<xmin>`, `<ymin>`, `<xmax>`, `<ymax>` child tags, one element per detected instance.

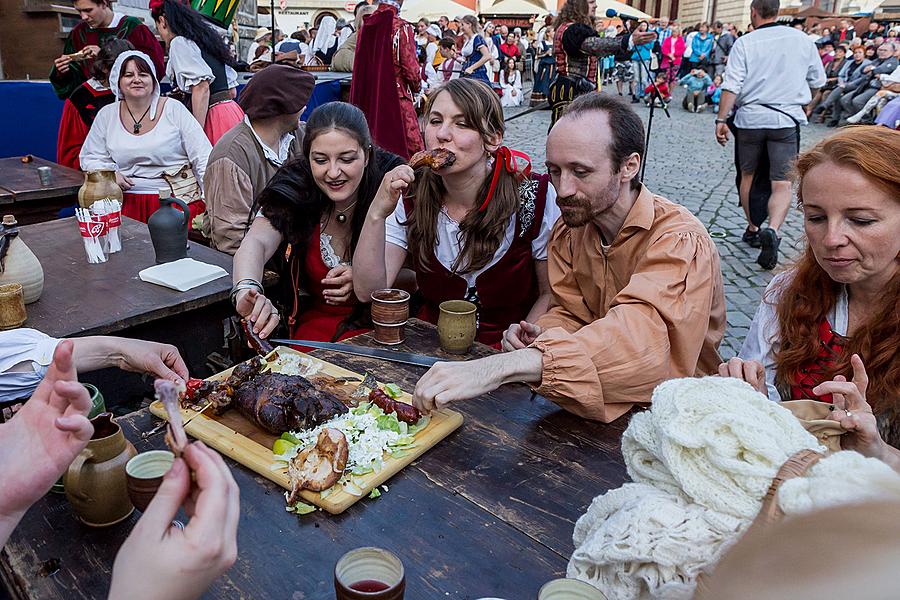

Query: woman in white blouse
<box><xmin>151</xmin><ymin>0</ymin><xmax>243</xmax><ymax>144</ymax></box>
<box><xmin>500</xmin><ymin>57</ymin><xmax>523</xmax><ymax>107</ymax></box>
<box><xmin>80</xmin><ymin>51</ymin><xmax>212</xmax><ymax>223</ymax></box>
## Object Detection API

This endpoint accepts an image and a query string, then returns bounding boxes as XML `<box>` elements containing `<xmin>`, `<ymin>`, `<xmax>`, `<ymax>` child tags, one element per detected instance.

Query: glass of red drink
<box><xmin>334</xmin><ymin>547</ymin><xmax>405</xmax><ymax>600</ymax></box>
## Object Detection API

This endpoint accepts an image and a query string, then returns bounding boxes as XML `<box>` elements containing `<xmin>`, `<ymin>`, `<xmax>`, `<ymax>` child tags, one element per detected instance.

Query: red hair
<box><xmin>774</xmin><ymin>126</ymin><xmax>900</xmax><ymax>414</ymax></box>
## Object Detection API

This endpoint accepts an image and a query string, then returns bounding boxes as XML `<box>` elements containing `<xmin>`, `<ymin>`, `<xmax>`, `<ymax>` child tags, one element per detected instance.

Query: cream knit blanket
<box><xmin>567</xmin><ymin>377</ymin><xmax>900</xmax><ymax>599</ymax></box>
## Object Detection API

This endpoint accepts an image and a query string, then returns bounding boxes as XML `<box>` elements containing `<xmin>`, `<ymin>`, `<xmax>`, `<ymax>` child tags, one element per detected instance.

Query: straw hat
<box><xmin>255</xmin><ymin>27</ymin><xmax>272</xmax><ymax>41</ymax></box>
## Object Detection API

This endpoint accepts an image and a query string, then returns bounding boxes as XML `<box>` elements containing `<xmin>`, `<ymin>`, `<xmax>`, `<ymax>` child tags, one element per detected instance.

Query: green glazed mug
<box><xmin>51</xmin><ymin>384</ymin><xmax>107</xmax><ymax>493</ymax></box>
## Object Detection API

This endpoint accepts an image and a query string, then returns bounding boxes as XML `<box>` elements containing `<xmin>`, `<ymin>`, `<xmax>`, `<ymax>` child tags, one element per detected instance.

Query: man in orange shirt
<box><xmin>413</xmin><ymin>93</ymin><xmax>726</xmax><ymax>422</ymax></box>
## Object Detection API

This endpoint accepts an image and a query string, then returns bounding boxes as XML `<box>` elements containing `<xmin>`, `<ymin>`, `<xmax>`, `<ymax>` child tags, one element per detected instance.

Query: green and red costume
<box><xmin>49</xmin><ymin>14</ymin><xmax>164</xmax><ymax>100</ymax></box>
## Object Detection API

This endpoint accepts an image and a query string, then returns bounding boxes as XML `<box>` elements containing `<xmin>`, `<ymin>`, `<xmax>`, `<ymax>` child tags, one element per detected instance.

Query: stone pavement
<box><xmin>502</xmin><ymin>88</ymin><xmax>832</xmax><ymax>358</ymax></box>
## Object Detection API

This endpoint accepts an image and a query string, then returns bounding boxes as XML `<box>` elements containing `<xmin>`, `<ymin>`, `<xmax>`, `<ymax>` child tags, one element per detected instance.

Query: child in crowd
<box><xmin>679</xmin><ymin>68</ymin><xmax>712</xmax><ymax>113</ymax></box>
<box><xmin>707</xmin><ymin>74</ymin><xmax>722</xmax><ymax>112</ymax></box>
<box><xmin>643</xmin><ymin>72</ymin><xmax>671</xmax><ymax>106</ymax></box>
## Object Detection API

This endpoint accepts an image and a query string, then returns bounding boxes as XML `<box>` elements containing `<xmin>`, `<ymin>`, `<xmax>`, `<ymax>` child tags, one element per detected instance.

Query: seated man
<box><xmin>413</xmin><ymin>92</ymin><xmax>725</xmax><ymax>422</ymax></box>
<box><xmin>204</xmin><ymin>65</ymin><xmax>315</xmax><ymax>254</ymax></box>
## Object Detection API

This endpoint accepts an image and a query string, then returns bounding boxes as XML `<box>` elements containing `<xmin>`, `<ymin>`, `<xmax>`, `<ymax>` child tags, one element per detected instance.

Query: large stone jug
<box><xmin>78</xmin><ymin>170</ymin><xmax>122</xmax><ymax>209</ymax></box>
<box><xmin>0</xmin><ymin>215</ymin><xmax>43</xmax><ymax>304</ymax></box>
<box><xmin>64</xmin><ymin>413</ymin><xmax>137</xmax><ymax>527</ymax></box>
<box><xmin>148</xmin><ymin>194</ymin><xmax>190</xmax><ymax>264</ymax></box>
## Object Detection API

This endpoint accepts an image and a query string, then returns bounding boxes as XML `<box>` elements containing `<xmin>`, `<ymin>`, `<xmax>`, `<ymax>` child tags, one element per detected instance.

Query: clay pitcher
<box><xmin>148</xmin><ymin>194</ymin><xmax>190</xmax><ymax>264</ymax></box>
<box><xmin>64</xmin><ymin>412</ymin><xmax>137</xmax><ymax>527</ymax></box>
<box><xmin>0</xmin><ymin>215</ymin><xmax>44</xmax><ymax>304</ymax></box>
<box><xmin>78</xmin><ymin>170</ymin><xmax>123</xmax><ymax>209</ymax></box>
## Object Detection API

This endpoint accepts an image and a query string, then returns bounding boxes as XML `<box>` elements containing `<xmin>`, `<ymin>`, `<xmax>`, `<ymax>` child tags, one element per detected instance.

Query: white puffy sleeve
<box><xmin>385</xmin><ymin>198</ymin><xmax>409</xmax><ymax>251</ymax></box>
<box><xmin>737</xmin><ymin>272</ymin><xmax>794</xmax><ymax>402</ymax></box>
<box><xmin>168</xmin><ymin>36</ymin><xmax>214</xmax><ymax>92</ymax></box>
<box><xmin>79</xmin><ymin>103</ymin><xmax>119</xmax><ymax>171</ymax></box>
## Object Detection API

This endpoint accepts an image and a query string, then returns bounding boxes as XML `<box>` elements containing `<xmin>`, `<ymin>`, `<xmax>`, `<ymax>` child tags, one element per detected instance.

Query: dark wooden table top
<box><xmin>17</xmin><ymin>216</ymin><xmax>234</xmax><ymax>338</ymax></box>
<box><xmin>0</xmin><ymin>157</ymin><xmax>84</xmax><ymax>203</ymax></box>
<box><xmin>0</xmin><ymin>321</ymin><xmax>632</xmax><ymax>600</ymax></box>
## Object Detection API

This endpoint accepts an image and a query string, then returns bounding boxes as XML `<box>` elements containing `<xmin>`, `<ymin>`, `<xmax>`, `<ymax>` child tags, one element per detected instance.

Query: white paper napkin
<box><xmin>138</xmin><ymin>258</ymin><xmax>228</xmax><ymax>292</ymax></box>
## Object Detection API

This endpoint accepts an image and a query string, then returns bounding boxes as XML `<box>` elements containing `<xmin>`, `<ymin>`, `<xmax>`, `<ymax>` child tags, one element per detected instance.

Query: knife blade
<box><xmin>269</xmin><ymin>339</ymin><xmax>442</xmax><ymax>368</ymax></box>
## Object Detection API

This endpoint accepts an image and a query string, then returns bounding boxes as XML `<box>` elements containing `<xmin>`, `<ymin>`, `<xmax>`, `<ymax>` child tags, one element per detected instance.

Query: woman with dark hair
<box><xmin>80</xmin><ymin>51</ymin><xmax>211</xmax><ymax>223</ymax></box>
<box><xmin>57</xmin><ymin>38</ymin><xmax>134</xmax><ymax>170</ymax></box>
<box><xmin>500</xmin><ymin>57</ymin><xmax>523</xmax><ymax>107</ymax></box>
<box><xmin>354</xmin><ymin>78</ymin><xmax>561</xmax><ymax>347</ymax></box>
<box><xmin>231</xmin><ymin>102</ymin><xmax>404</xmax><ymax>342</ymax></box>
<box><xmin>150</xmin><ymin>0</ymin><xmax>243</xmax><ymax>144</ymax></box>
<box><xmin>50</xmin><ymin>0</ymin><xmax>164</xmax><ymax>100</ymax></box>
<box><xmin>721</xmin><ymin>126</ymin><xmax>900</xmax><ymax>465</ymax></box>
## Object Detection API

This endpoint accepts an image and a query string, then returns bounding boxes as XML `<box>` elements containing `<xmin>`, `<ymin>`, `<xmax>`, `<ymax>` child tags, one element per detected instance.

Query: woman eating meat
<box><xmin>353</xmin><ymin>78</ymin><xmax>560</xmax><ymax>347</ymax></box>
<box><xmin>79</xmin><ymin>51</ymin><xmax>211</xmax><ymax>223</ymax></box>
<box><xmin>232</xmin><ymin>102</ymin><xmax>404</xmax><ymax>343</ymax></box>
<box><xmin>720</xmin><ymin>126</ymin><xmax>900</xmax><ymax>471</ymax></box>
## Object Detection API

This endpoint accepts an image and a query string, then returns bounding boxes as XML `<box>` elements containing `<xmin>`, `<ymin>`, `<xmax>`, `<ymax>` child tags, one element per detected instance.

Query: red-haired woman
<box><xmin>720</xmin><ymin>126</ymin><xmax>900</xmax><ymax>469</ymax></box>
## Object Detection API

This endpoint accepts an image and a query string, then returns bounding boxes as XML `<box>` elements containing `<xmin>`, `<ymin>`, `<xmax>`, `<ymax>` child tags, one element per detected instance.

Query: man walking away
<box><xmin>714</xmin><ymin>0</ymin><xmax>825</xmax><ymax>270</ymax></box>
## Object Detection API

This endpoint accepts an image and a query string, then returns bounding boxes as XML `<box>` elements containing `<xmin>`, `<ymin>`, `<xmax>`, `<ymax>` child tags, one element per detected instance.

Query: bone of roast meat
<box><xmin>287</xmin><ymin>428</ymin><xmax>349</xmax><ymax>500</ymax></box>
<box><xmin>409</xmin><ymin>148</ymin><xmax>456</xmax><ymax>171</ymax></box>
<box><xmin>156</xmin><ymin>379</ymin><xmax>189</xmax><ymax>456</ymax></box>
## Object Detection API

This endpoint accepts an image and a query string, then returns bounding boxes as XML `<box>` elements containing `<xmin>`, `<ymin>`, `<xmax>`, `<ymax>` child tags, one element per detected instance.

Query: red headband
<box><xmin>478</xmin><ymin>147</ymin><xmax>532</xmax><ymax>212</ymax></box>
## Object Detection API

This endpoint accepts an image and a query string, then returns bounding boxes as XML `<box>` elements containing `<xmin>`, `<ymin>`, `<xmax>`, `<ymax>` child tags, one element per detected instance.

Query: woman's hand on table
<box><xmin>501</xmin><ymin>320</ymin><xmax>543</xmax><ymax>352</ymax></box>
<box><xmin>116</xmin><ymin>173</ymin><xmax>134</xmax><ymax>192</ymax></box>
<box><xmin>717</xmin><ymin>357</ymin><xmax>767</xmax><ymax>395</ymax></box>
<box><xmin>371</xmin><ymin>166</ymin><xmax>414</xmax><ymax>220</ymax></box>
<box><xmin>0</xmin><ymin>341</ymin><xmax>93</xmax><ymax>541</ymax></box>
<box><xmin>234</xmin><ymin>288</ymin><xmax>279</xmax><ymax>338</ymax></box>
<box><xmin>109</xmin><ymin>442</ymin><xmax>239</xmax><ymax>600</ymax></box>
<box><xmin>322</xmin><ymin>264</ymin><xmax>353</xmax><ymax>305</ymax></box>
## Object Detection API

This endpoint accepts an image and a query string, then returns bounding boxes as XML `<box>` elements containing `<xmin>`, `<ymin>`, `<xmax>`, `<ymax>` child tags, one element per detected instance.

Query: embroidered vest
<box><xmin>789</xmin><ymin>320</ymin><xmax>847</xmax><ymax>403</ymax></box>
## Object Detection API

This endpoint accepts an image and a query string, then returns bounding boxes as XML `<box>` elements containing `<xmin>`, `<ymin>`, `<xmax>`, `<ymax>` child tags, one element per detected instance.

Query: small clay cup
<box><xmin>371</xmin><ymin>289</ymin><xmax>410</xmax><ymax>346</ymax></box>
<box><xmin>437</xmin><ymin>300</ymin><xmax>477</xmax><ymax>355</ymax></box>
<box><xmin>335</xmin><ymin>547</ymin><xmax>405</xmax><ymax>600</ymax></box>
<box><xmin>0</xmin><ymin>283</ymin><xmax>26</xmax><ymax>330</ymax></box>
<box><xmin>126</xmin><ymin>450</ymin><xmax>175</xmax><ymax>512</ymax></box>
<box><xmin>537</xmin><ymin>578</ymin><xmax>606</xmax><ymax>600</ymax></box>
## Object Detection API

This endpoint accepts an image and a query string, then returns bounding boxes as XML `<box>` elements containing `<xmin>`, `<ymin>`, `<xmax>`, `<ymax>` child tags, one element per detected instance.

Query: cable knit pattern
<box><xmin>568</xmin><ymin>377</ymin><xmax>900</xmax><ymax>600</ymax></box>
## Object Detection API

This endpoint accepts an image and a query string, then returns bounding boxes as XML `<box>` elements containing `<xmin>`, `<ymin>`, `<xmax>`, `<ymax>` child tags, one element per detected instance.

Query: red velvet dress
<box><xmin>402</xmin><ymin>174</ymin><xmax>550</xmax><ymax>347</ymax></box>
<box><xmin>789</xmin><ymin>320</ymin><xmax>846</xmax><ymax>403</ymax></box>
<box><xmin>57</xmin><ymin>81</ymin><xmax>114</xmax><ymax>170</ymax></box>
<box><xmin>286</xmin><ymin>225</ymin><xmax>370</xmax><ymax>345</ymax></box>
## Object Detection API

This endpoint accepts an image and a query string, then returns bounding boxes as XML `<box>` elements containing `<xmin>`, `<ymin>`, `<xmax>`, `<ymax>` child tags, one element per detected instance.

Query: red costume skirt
<box><xmin>204</xmin><ymin>100</ymin><xmax>244</xmax><ymax>146</ymax></box>
<box><xmin>122</xmin><ymin>192</ymin><xmax>206</xmax><ymax>224</ymax></box>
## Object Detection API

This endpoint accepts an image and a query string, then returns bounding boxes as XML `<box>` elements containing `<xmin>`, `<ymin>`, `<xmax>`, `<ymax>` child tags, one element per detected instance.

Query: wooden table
<box><xmin>16</xmin><ymin>217</ymin><xmax>234</xmax><ymax>397</ymax></box>
<box><xmin>0</xmin><ymin>321</ymin><xmax>631</xmax><ymax>600</ymax></box>
<box><xmin>0</xmin><ymin>157</ymin><xmax>84</xmax><ymax>224</ymax></box>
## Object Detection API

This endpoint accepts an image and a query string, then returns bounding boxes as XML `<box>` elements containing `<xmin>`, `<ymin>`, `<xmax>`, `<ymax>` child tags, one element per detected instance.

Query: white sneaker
<box><xmin>846</xmin><ymin>112</ymin><xmax>863</xmax><ymax>124</ymax></box>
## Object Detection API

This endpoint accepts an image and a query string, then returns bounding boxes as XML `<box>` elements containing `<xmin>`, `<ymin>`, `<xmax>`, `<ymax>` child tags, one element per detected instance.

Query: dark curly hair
<box><xmin>555</xmin><ymin>0</ymin><xmax>594</xmax><ymax>28</ymax></box>
<box><xmin>151</xmin><ymin>0</ymin><xmax>235</xmax><ymax>67</ymax></box>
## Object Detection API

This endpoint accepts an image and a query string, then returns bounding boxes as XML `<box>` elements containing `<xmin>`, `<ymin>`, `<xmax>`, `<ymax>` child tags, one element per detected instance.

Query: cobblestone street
<box><xmin>503</xmin><ymin>88</ymin><xmax>832</xmax><ymax>358</ymax></box>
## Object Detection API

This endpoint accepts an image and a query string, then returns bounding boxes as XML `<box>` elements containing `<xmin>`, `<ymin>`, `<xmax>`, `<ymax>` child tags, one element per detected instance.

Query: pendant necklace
<box><xmin>334</xmin><ymin>199</ymin><xmax>358</xmax><ymax>224</ymax></box>
<box><xmin>125</xmin><ymin>101</ymin><xmax>152</xmax><ymax>134</ymax></box>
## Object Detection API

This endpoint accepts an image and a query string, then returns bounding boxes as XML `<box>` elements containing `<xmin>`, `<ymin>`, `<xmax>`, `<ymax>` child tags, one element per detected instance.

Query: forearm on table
<box><xmin>493</xmin><ymin>348</ymin><xmax>543</xmax><ymax>386</ymax></box>
<box><xmin>717</xmin><ymin>90</ymin><xmax>737</xmax><ymax>119</ymax></box>
<box><xmin>70</xmin><ymin>336</ymin><xmax>126</xmax><ymax>373</ymax></box>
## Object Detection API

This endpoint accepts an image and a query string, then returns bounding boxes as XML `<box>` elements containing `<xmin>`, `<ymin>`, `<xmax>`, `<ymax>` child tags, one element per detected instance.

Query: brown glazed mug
<box><xmin>335</xmin><ymin>547</ymin><xmax>405</xmax><ymax>600</ymax></box>
<box><xmin>370</xmin><ymin>289</ymin><xmax>410</xmax><ymax>346</ymax></box>
<box><xmin>126</xmin><ymin>450</ymin><xmax>175</xmax><ymax>512</ymax></box>
<box><xmin>437</xmin><ymin>300</ymin><xmax>477</xmax><ymax>355</ymax></box>
<box><xmin>64</xmin><ymin>413</ymin><xmax>137</xmax><ymax>527</ymax></box>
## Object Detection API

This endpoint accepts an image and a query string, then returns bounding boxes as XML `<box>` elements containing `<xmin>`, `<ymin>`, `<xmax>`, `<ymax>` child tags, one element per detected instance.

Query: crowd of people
<box><xmin>12</xmin><ymin>0</ymin><xmax>900</xmax><ymax>596</ymax></box>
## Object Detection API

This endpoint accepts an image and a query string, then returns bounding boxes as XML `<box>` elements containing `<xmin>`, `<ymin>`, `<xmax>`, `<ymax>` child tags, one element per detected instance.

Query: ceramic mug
<box><xmin>370</xmin><ymin>289</ymin><xmax>410</xmax><ymax>346</ymax></box>
<box><xmin>51</xmin><ymin>384</ymin><xmax>106</xmax><ymax>494</ymax></box>
<box><xmin>126</xmin><ymin>450</ymin><xmax>174</xmax><ymax>512</ymax></box>
<box><xmin>537</xmin><ymin>578</ymin><xmax>606</xmax><ymax>600</ymax></box>
<box><xmin>335</xmin><ymin>547</ymin><xmax>405</xmax><ymax>600</ymax></box>
<box><xmin>0</xmin><ymin>283</ymin><xmax>26</xmax><ymax>330</ymax></box>
<box><xmin>437</xmin><ymin>300</ymin><xmax>477</xmax><ymax>355</ymax></box>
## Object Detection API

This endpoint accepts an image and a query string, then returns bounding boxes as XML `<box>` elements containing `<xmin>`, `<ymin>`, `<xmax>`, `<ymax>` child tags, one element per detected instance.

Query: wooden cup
<box><xmin>370</xmin><ymin>289</ymin><xmax>410</xmax><ymax>346</ymax></box>
<box><xmin>437</xmin><ymin>300</ymin><xmax>477</xmax><ymax>355</ymax></box>
<box><xmin>334</xmin><ymin>547</ymin><xmax>405</xmax><ymax>600</ymax></box>
<box><xmin>0</xmin><ymin>283</ymin><xmax>26</xmax><ymax>330</ymax></box>
<box><xmin>126</xmin><ymin>450</ymin><xmax>175</xmax><ymax>512</ymax></box>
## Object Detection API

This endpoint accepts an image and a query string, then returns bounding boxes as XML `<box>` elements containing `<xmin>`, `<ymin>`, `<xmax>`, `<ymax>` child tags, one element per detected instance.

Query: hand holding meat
<box><xmin>109</xmin><ymin>442</ymin><xmax>239</xmax><ymax>600</ymax></box>
<box><xmin>0</xmin><ymin>341</ymin><xmax>93</xmax><ymax>535</ymax></box>
<box><xmin>234</xmin><ymin>288</ymin><xmax>279</xmax><ymax>339</ymax></box>
<box><xmin>371</xmin><ymin>166</ymin><xmax>415</xmax><ymax>220</ymax></box>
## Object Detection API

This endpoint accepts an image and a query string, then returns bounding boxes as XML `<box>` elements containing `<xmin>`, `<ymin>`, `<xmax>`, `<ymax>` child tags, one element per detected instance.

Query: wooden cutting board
<box><xmin>150</xmin><ymin>346</ymin><xmax>463</xmax><ymax>514</ymax></box>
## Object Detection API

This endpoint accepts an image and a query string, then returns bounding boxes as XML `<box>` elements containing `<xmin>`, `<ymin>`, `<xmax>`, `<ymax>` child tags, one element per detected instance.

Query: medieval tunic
<box><xmin>387</xmin><ymin>175</ymin><xmax>561</xmax><ymax>347</ymax></box>
<box><xmin>49</xmin><ymin>13</ymin><xmax>164</xmax><ymax>100</ymax></box>
<box><xmin>530</xmin><ymin>186</ymin><xmax>726</xmax><ymax>422</ymax></box>
<box><xmin>56</xmin><ymin>78</ymin><xmax>115</xmax><ymax>170</ymax></box>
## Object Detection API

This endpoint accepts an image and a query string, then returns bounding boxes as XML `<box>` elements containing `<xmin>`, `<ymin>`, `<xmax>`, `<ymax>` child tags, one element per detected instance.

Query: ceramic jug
<box><xmin>0</xmin><ymin>215</ymin><xmax>43</xmax><ymax>304</ymax></box>
<box><xmin>78</xmin><ymin>170</ymin><xmax>122</xmax><ymax>209</ymax></box>
<box><xmin>148</xmin><ymin>193</ymin><xmax>190</xmax><ymax>264</ymax></box>
<box><xmin>64</xmin><ymin>412</ymin><xmax>137</xmax><ymax>527</ymax></box>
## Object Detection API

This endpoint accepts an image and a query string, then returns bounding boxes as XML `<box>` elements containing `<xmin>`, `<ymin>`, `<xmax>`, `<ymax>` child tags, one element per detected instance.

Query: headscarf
<box><xmin>108</xmin><ymin>50</ymin><xmax>161</xmax><ymax>120</ymax></box>
<box><xmin>310</xmin><ymin>16</ymin><xmax>337</xmax><ymax>59</ymax></box>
